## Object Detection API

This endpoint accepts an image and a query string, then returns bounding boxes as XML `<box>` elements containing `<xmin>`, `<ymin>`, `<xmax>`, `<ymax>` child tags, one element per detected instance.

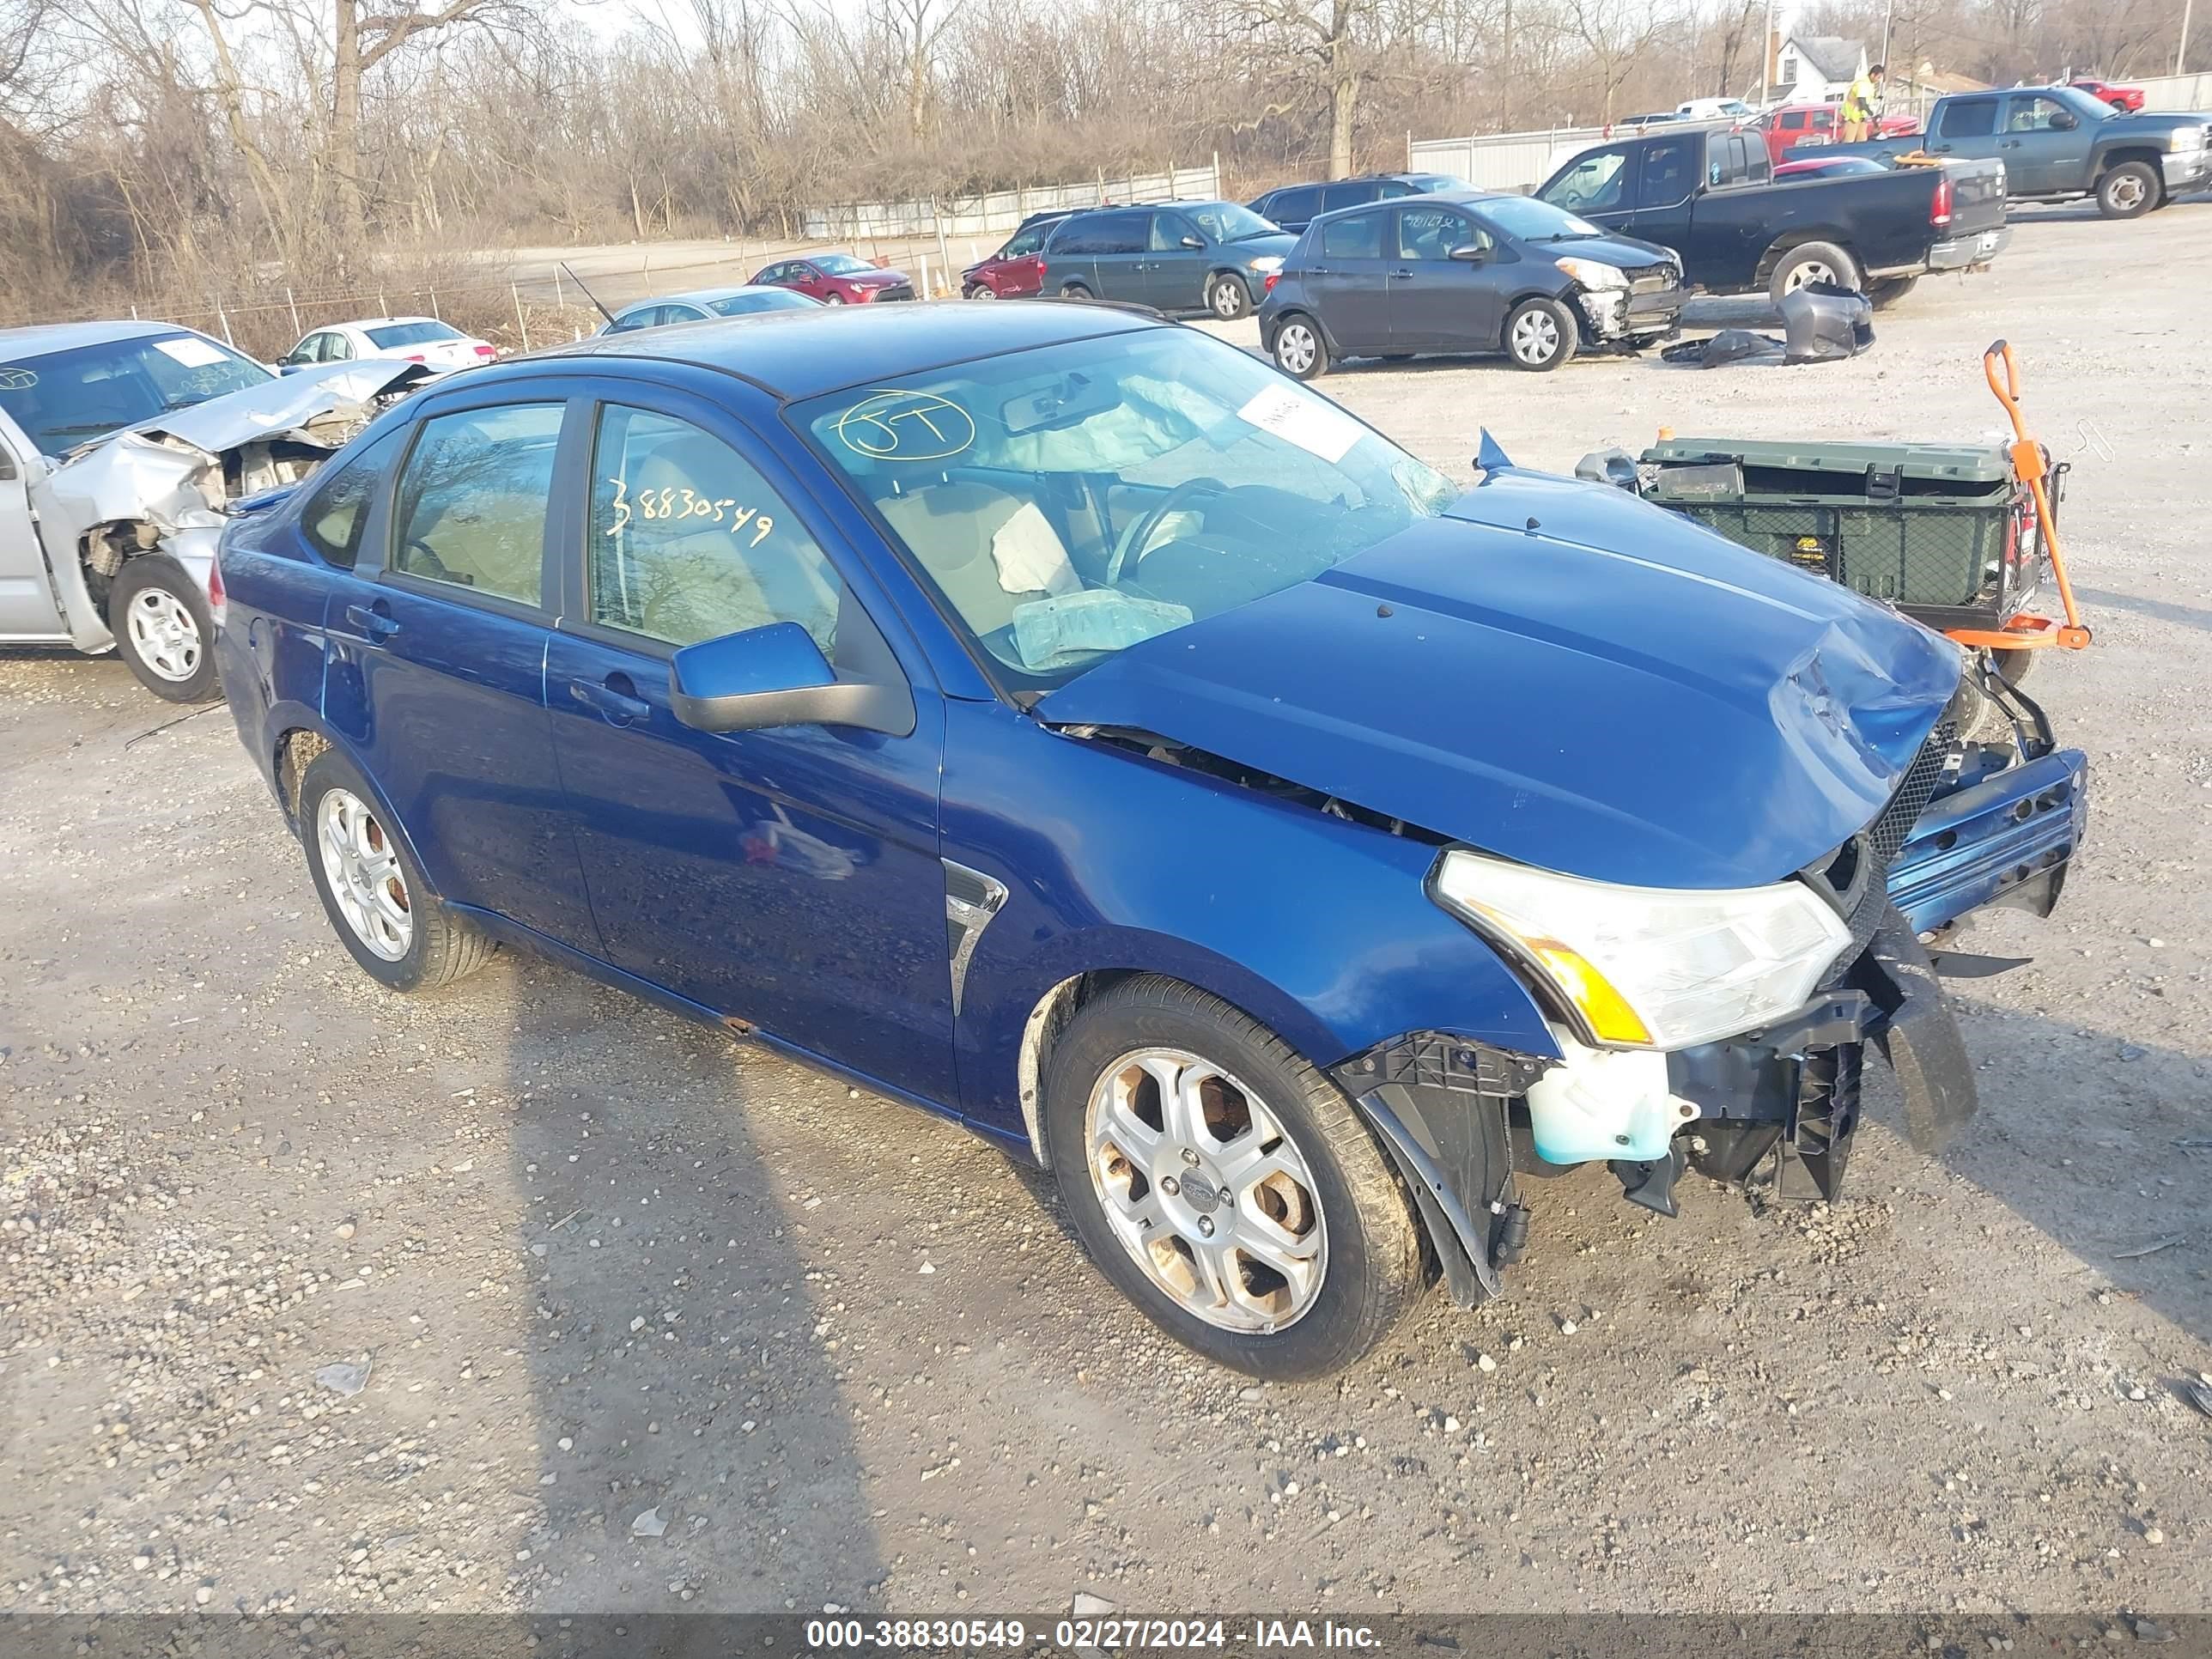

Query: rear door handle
<box><xmin>344</xmin><ymin>603</ymin><xmax>400</xmax><ymax>641</ymax></box>
<box><xmin>568</xmin><ymin>676</ymin><xmax>651</xmax><ymax>726</ymax></box>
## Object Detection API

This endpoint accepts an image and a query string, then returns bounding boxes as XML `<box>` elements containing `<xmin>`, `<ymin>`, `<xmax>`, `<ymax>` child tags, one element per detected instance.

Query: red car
<box><xmin>1757</xmin><ymin>102</ymin><xmax>1919</xmax><ymax>165</ymax></box>
<box><xmin>961</xmin><ymin>210</ymin><xmax>1075</xmax><ymax>299</ymax></box>
<box><xmin>750</xmin><ymin>252</ymin><xmax>916</xmax><ymax>303</ymax></box>
<box><xmin>2070</xmin><ymin>77</ymin><xmax>2145</xmax><ymax>112</ymax></box>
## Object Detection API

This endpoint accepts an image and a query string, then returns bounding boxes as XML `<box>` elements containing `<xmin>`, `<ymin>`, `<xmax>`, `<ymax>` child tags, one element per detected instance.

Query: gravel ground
<box><xmin>4</xmin><ymin>204</ymin><xmax>2210</xmax><ymax>1625</ymax></box>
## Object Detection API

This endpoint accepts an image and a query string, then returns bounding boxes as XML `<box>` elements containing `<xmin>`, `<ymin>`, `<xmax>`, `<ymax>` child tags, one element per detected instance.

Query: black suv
<box><xmin>1038</xmin><ymin>201</ymin><xmax>1297</xmax><ymax>319</ymax></box>
<box><xmin>1245</xmin><ymin>173</ymin><xmax>1468</xmax><ymax>234</ymax></box>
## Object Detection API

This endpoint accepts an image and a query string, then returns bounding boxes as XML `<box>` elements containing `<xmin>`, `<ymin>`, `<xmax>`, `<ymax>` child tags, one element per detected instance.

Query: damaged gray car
<box><xmin>0</xmin><ymin>320</ymin><xmax>432</xmax><ymax>701</ymax></box>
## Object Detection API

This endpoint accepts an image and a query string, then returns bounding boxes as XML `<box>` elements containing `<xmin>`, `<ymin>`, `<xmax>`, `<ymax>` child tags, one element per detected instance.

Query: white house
<box><xmin>1770</xmin><ymin>34</ymin><xmax>1870</xmax><ymax>103</ymax></box>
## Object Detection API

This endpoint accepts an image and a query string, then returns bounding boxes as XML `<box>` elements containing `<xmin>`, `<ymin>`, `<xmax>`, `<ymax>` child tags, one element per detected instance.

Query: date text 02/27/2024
<box><xmin>801</xmin><ymin>1617</ymin><xmax>1382</xmax><ymax>1651</ymax></box>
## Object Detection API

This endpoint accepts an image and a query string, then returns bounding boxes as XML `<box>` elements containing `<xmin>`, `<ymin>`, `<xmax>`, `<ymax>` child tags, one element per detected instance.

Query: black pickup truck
<box><xmin>1536</xmin><ymin>125</ymin><xmax>2009</xmax><ymax>307</ymax></box>
<box><xmin>1835</xmin><ymin>84</ymin><xmax>2211</xmax><ymax>218</ymax></box>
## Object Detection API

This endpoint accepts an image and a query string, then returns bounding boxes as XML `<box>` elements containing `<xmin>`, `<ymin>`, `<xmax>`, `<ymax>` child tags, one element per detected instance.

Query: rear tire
<box><xmin>1059</xmin><ymin>282</ymin><xmax>1093</xmax><ymax>301</ymax></box>
<box><xmin>109</xmin><ymin>556</ymin><xmax>221</xmax><ymax>703</ymax></box>
<box><xmin>1270</xmin><ymin>315</ymin><xmax>1328</xmax><ymax>380</ymax></box>
<box><xmin>1867</xmin><ymin>275</ymin><xmax>1919</xmax><ymax>308</ymax></box>
<box><xmin>1768</xmin><ymin>240</ymin><xmax>1862</xmax><ymax>305</ymax></box>
<box><xmin>2097</xmin><ymin>161</ymin><xmax>2158</xmax><ymax>218</ymax></box>
<box><xmin>1503</xmin><ymin>297</ymin><xmax>1577</xmax><ymax>371</ymax></box>
<box><xmin>1043</xmin><ymin>976</ymin><xmax>1423</xmax><ymax>1380</ymax></box>
<box><xmin>298</xmin><ymin>749</ymin><xmax>494</xmax><ymax>995</ymax></box>
<box><xmin>1206</xmin><ymin>273</ymin><xmax>1251</xmax><ymax>320</ymax></box>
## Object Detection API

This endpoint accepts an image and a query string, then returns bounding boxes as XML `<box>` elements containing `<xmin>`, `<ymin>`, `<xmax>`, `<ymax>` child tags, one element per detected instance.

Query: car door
<box><xmin>1997</xmin><ymin>92</ymin><xmax>2082</xmax><ymax>193</ymax></box>
<box><xmin>1541</xmin><ymin>143</ymin><xmax>1638</xmax><ymax>234</ymax></box>
<box><xmin>542</xmin><ymin>390</ymin><xmax>955</xmax><ymax>1103</ymax></box>
<box><xmin>1083</xmin><ymin>210</ymin><xmax>1152</xmax><ymax>302</ymax></box>
<box><xmin>0</xmin><ymin>415</ymin><xmax>65</xmax><ymax>641</ymax></box>
<box><xmin>1386</xmin><ymin>204</ymin><xmax>1505</xmax><ymax>352</ymax></box>
<box><xmin>1923</xmin><ymin>95</ymin><xmax>2002</xmax><ymax>167</ymax></box>
<box><xmin>1302</xmin><ymin>208</ymin><xmax>1394</xmax><ymax>352</ymax></box>
<box><xmin>319</xmin><ymin>387</ymin><xmax>599</xmax><ymax>949</ymax></box>
<box><xmin>1145</xmin><ymin>210</ymin><xmax>1211</xmax><ymax>309</ymax></box>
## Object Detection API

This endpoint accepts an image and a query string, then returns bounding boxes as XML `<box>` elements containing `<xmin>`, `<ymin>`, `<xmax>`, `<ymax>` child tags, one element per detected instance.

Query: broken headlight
<box><xmin>1429</xmin><ymin>848</ymin><xmax>1853</xmax><ymax>1050</ymax></box>
<box><xmin>1553</xmin><ymin>257</ymin><xmax>1629</xmax><ymax>291</ymax></box>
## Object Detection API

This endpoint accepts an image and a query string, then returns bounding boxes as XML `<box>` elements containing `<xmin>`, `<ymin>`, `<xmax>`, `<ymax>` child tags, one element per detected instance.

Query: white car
<box><xmin>1675</xmin><ymin>96</ymin><xmax>1759</xmax><ymax>121</ymax></box>
<box><xmin>276</xmin><ymin>317</ymin><xmax>496</xmax><ymax>374</ymax></box>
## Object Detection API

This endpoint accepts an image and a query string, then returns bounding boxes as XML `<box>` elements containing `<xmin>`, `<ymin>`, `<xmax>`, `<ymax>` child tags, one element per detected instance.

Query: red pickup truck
<box><xmin>2069</xmin><ymin>77</ymin><xmax>2145</xmax><ymax>112</ymax></box>
<box><xmin>1759</xmin><ymin>102</ymin><xmax>1919</xmax><ymax>164</ymax></box>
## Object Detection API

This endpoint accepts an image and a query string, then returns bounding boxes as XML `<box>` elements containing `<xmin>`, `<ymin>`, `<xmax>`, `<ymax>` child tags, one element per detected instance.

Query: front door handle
<box><xmin>344</xmin><ymin>603</ymin><xmax>400</xmax><ymax>641</ymax></box>
<box><xmin>1999</xmin><ymin>137</ymin><xmax>2021</xmax><ymax>149</ymax></box>
<box><xmin>568</xmin><ymin>675</ymin><xmax>651</xmax><ymax>726</ymax></box>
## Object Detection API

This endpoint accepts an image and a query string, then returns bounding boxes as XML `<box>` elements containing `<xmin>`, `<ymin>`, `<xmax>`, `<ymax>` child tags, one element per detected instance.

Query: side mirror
<box><xmin>1448</xmin><ymin>243</ymin><xmax>1492</xmax><ymax>263</ymax></box>
<box><xmin>2049</xmin><ymin>110</ymin><xmax>2078</xmax><ymax>131</ymax></box>
<box><xmin>1180</xmin><ymin>234</ymin><xmax>1206</xmax><ymax>250</ymax></box>
<box><xmin>669</xmin><ymin>620</ymin><xmax>915</xmax><ymax>737</ymax></box>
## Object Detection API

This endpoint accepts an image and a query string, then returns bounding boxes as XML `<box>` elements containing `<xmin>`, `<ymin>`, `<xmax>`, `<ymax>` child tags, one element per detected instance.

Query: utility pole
<box><xmin>1761</xmin><ymin>0</ymin><xmax>1778</xmax><ymax>98</ymax></box>
<box><xmin>2180</xmin><ymin>0</ymin><xmax>2194</xmax><ymax>75</ymax></box>
<box><xmin>1881</xmin><ymin>0</ymin><xmax>1895</xmax><ymax>72</ymax></box>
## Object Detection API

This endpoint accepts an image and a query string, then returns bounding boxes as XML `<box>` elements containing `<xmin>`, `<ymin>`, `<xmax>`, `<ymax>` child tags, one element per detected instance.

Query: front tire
<box><xmin>1044</xmin><ymin>977</ymin><xmax>1423</xmax><ymax>1380</ymax></box>
<box><xmin>1270</xmin><ymin>315</ymin><xmax>1328</xmax><ymax>380</ymax></box>
<box><xmin>1769</xmin><ymin>240</ymin><xmax>1862</xmax><ymax>305</ymax></box>
<box><xmin>1206</xmin><ymin>273</ymin><xmax>1251</xmax><ymax>320</ymax></box>
<box><xmin>822</xmin><ymin>292</ymin><xmax>846</xmax><ymax>304</ymax></box>
<box><xmin>298</xmin><ymin>749</ymin><xmax>494</xmax><ymax>994</ymax></box>
<box><xmin>1503</xmin><ymin>297</ymin><xmax>1577</xmax><ymax>371</ymax></box>
<box><xmin>109</xmin><ymin>556</ymin><xmax>221</xmax><ymax>703</ymax></box>
<box><xmin>966</xmin><ymin>284</ymin><xmax>997</xmax><ymax>299</ymax></box>
<box><xmin>2097</xmin><ymin>161</ymin><xmax>2158</xmax><ymax>218</ymax></box>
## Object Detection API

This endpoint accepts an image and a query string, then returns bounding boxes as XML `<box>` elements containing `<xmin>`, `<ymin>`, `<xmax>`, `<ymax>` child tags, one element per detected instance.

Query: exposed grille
<box><xmin>877</xmin><ymin>284</ymin><xmax>916</xmax><ymax>302</ymax></box>
<box><xmin>1807</xmin><ymin>716</ymin><xmax>1959</xmax><ymax>981</ymax></box>
<box><xmin>1628</xmin><ymin>264</ymin><xmax>1677</xmax><ymax>294</ymax></box>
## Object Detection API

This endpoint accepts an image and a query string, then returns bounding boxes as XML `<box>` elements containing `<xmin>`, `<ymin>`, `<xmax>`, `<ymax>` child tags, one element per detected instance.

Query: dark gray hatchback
<box><xmin>1039</xmin><ymin>201</ymin><xmax>1297</xmax><ymax>320</ymax></box>
<box><xmin>1256</xmin><ymin>190</ymin><xmax>1686</xmax><ymax>378</ymax></box>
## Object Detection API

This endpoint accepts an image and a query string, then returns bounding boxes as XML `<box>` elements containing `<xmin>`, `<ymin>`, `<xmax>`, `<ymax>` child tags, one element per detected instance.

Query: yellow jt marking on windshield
<box><xmin>604</xmin><ymin>476</ymin><xmax>775</xmax><ymax>546</ymax></box>
<box><xmin>832</xmin><ymin>390</ymin><xmax>976</xmax><ymax>461</ymax></box>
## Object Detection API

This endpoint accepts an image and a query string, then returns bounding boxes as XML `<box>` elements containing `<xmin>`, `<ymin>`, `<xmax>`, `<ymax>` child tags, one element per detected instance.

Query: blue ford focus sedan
<box><xmin>216</xmin><ymin>302</ymin><xmax>2087</xmax><ymax>1377</ymax></box>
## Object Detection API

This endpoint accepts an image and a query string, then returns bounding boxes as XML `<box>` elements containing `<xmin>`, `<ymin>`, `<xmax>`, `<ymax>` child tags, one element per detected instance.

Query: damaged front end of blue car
<box><xmin>1041</xmin><ymin>434</ymin><xmax>2087</xmax><ymax>1310</ymax></box>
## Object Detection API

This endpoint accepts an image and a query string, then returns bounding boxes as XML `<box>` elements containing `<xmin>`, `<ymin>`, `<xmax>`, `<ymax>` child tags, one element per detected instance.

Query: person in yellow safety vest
<box><xmin>1842</xmin><ymin>63</ymin><xmax>1886</xmax><ymax>143</ymax></box>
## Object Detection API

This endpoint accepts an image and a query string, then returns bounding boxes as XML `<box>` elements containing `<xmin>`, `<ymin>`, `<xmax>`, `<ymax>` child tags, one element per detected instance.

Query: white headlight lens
<box><xmin>1554</xmin><ymin>256</ymin><xmax>1630</xmax><ymax>290</ymax></box>
<box><xmin>1431</xmin><ymin>848</ymin><xmax>1854</xmax><ymax>1050</ymax></box>
<box><xmin>1249</xmin><ymin>255</ymin><xmax>1285</xmax><ymax>273</ymax></box>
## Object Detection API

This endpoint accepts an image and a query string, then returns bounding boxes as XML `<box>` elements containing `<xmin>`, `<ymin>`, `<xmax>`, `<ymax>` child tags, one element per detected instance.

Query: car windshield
<box><xmin>2045</xmin><ymin>85</ymin><xmax>2116</xmax><ymax>121</ymax></box>
<box><xmin>0</xmin><ymin>331</ymin><xmax>271</xmax><ymax>455</ymax></box>
<box><xmin>815</xmin><ymin>253</ymin><xmax>874</xmax><ymax>275</ymax></box>
<box><xmin>798</xmin><ymin>327</ymin><xmax>1457</xmax><ymax>687</ymax></box>
<box><xmin>1477</xmin><ymin>196</ymin><xmax>1604</xmax><ymax>241</ymax></box>
<box><xmin>365</xmin><ymin>319</ymin><xmax>463</xmax><ymax>349</ymax></box>
<box><xmin>709</xmin><ymin>289</ymin><xmax>818</xmax><ymax>315</ymax></box>
<box><xmin>1187</xmin><ymin>202</ymin><xmax>1279</xmax><ymax>242</ymax></box>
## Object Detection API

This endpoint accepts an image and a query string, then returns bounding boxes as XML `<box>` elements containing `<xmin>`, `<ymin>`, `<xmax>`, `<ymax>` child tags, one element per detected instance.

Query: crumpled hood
<box><xmin>1037</xmin><ymin>467</ymin><xmax>1963</xmax><ymax>890</ymax></box>
<box><xmin>106</xmin><ymin>359</ymin><xmax>429</xmax><ymax>457</ymax></box>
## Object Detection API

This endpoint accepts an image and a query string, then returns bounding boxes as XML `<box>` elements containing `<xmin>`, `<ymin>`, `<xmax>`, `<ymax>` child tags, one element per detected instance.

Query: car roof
<box><xmin>1302</xmin><ymin>185</ymin><xmax>1523</xmax><ymax>226</ymax></box>
<box><xmin>527</xmin><ymin>299</ymin><xmax>1161</xmax><ymax>402</ymax></box>
<box><xmin>625</xmin><ymin>285</ymin><xmax>787</xmax><ymax>310</ymax></box>
<box><xmin>0</xmin><ymin>319</ymin><xmax>210</xmax><ymax>359</ymax></box>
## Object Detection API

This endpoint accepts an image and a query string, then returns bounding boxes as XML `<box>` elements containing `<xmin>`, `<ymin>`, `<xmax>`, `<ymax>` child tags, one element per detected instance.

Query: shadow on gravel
<box><xmin>495</xmin><ymin>954</ymin><xmax>886</xmax><ymax>1615</ymax></box>
<box><xmin>2075</xmin><ymin>586</ymin><xmax>2212</xmax><ymax>636</ymax></box>
<box><xmin>1930</xmin><ymin>994</ymin><xmax>2210</xmax><ymax>1351</ymax></box>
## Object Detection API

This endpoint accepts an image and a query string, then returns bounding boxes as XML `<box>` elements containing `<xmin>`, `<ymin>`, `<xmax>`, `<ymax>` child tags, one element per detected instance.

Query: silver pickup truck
<box><xmin>0</xmin><ymin>320</ymin><xmax>427</xmax><ymax>702</ymax></box>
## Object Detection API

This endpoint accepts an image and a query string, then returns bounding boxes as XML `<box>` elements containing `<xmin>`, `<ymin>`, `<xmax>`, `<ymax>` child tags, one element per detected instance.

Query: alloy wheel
<box><xmin>2109</xmin><ymin>174</ymin><xmax>2147</xmax><ymax>213</ymax></box>
<box><xmin>317</xmin><ymin>788</ymin><xmax>413</xmax><ymax>962</ymax></box>
<box><xmin>1084</xmin><ymin>1048</ymin><xmax>1328</xmax><ymax>1334</ymax></box>
<box><xmin>125</xmin><ymin>586</ymin><xmax>202</xmax><ymax>683</ymax></box>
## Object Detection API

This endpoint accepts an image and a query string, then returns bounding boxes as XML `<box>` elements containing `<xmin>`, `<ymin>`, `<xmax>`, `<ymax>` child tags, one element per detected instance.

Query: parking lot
<box><xmin>4</xmin><ymin>204</ymin><xmax>2210</xmax><ymax>1622</ymax></box>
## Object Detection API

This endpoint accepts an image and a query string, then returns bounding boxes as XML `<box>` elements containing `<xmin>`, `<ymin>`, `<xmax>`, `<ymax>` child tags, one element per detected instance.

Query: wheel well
<box><xmin>2097</xmin><ymin>147</ymin><xmax>2164</xmax><ymax>183</ymax></box>
<box><xmin>77</xmin><ymin>520</ymin><xmax>163</xmax><ymax>611</ymax></box>
<box><xmin>273</xmin><ymin>727</ymin><xmax>332</xmax><ymax>830</ymax></box>
<box><xmin>1755</xmin><ymin>231</ymin><xmax>1854</xmax><ymax>285</ymax></box>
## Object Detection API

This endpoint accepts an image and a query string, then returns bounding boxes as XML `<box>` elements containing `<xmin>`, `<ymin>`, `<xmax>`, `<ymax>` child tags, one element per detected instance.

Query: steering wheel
<box><xmin>1107</xmin><ymin>477</ymin><xmax>1224</xmax><ymax>585</ymax></box>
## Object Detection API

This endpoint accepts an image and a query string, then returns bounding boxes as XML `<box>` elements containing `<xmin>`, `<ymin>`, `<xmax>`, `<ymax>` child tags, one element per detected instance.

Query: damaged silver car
<box><xmin>0</xmin><ymin>321</ymin><xmax>431</xmax><ymax>701</ymax></box>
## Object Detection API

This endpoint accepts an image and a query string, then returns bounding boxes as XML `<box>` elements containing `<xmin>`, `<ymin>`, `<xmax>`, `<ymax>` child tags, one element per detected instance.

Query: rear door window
<box><xmin>391</xmin><ymin>403</ymin><xmax>564</xmax><ymax>607</ymax></box>
<box><xmin>1320</xmin><ymin>211</ymin><xmax>1386</xmax><ymax>259</ymax></box>
<box><xmin>1937</xmin><ymin>98</ymin><xmax>2000</xmax><ymax>138</ymax></box>
<box><xmin>1320</xmin><ymin>182</ymin><xmax>1377</xmax><ymax>211</ymax></box>
<box><xmin>1268</xmin><ymin>185</ymin><xmax>1322</xmax><ymax>223</ymax></box>
<box><xmin>1085</xmin><ymin>210</ymin><xmax>1149</xmax><ymax>254</ymax></box>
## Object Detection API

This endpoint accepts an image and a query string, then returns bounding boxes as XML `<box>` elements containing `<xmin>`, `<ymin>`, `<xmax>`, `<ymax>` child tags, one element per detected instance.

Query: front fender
<box><xmin>941</xmin><ymin>701</ymin><xmax>1560</xmax><ymax>1139</ymax></box>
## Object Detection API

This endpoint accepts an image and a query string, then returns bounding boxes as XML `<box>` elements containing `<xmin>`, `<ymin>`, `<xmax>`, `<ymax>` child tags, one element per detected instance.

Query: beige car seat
<box><xmin>874</xmin><ymin>479</ymin><xmax>1079</xmax><ymax>637</ymax></box>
